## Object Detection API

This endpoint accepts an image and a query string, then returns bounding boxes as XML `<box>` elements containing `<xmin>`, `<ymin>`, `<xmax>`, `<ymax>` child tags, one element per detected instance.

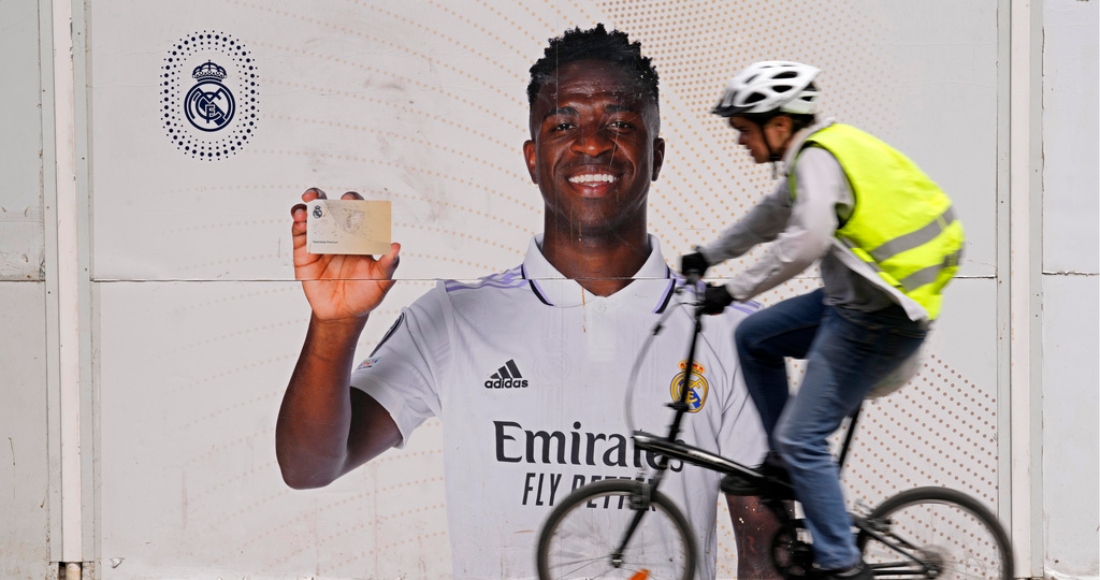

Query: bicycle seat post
<box><xmin>836</xmin><ymin>405</ymin><xmax>862</xmax><ymax>474</ymax></box>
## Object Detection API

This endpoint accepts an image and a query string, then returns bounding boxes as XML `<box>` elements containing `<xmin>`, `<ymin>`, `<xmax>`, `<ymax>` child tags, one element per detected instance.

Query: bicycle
<box><xmin>535</xmin><ymin>276</ymin><xmax>1013</xmax><ymax>580</ymax></box>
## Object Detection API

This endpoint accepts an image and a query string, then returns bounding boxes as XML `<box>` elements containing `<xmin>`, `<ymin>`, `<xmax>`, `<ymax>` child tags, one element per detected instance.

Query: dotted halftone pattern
<box><xmin>160</xmin><ymin>31</ymin><xmax>260</xmax><ymax>160</ymax></box>
<box><xmin>125</xmin><ymin>2</ymin><xmax>996</xmax><ymax>579</ymax></box>
<box><xmin>603</xmin><ymin>0</ymin><xmax>901</xmax><ymax>269</ymax></box>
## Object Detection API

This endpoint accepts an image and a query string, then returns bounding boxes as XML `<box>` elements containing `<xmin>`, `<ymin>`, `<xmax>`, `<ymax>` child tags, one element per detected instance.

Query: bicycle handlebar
<box><xmin>681</xmin><ymin>270</ymin><xmax>703</xmax><ymax>287</ymax></box>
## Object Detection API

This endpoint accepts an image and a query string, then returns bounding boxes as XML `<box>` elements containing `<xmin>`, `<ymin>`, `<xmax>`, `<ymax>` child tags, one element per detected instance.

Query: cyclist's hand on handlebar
<box><xmin>700</xmin><ymin>284</ymin><xmax>735</xmax><ymax>315</ymax></box>
<box><xmin>680</xmin><ymin>251</ymin><xmax>710</xmax><ymax>279</ymax></box>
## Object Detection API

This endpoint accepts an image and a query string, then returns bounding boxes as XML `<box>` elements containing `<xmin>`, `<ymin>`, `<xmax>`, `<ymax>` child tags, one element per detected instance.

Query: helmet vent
<box><xmin>712</xmin><ymin>61</ymin><xmax>821</xmax><ymax>117</ymax></box>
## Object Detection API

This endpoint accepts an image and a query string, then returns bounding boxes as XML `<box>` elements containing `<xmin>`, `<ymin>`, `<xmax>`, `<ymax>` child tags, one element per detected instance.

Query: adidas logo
<box><xmin>484</xmin><ymin>359</ymin><xmax>529</xmax><ymax>389</ymax></box>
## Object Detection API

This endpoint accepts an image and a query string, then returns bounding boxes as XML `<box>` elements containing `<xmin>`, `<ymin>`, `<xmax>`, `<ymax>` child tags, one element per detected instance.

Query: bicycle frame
<box><xmin>544</xmin><ymin>282</ymin><xmax>1013</xmax><ymax>580</ymax></box>
<box><xmin>614</xmin><ymin>279</ymin><xmax>864</xmax><ymax>563</ymax></box>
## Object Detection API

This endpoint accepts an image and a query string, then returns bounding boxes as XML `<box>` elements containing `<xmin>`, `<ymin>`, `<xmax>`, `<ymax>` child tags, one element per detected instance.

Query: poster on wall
<box><xmin>90</xmin><ymin>1</ymin><xmax>1002</xmax><ymax>578</ymax></box>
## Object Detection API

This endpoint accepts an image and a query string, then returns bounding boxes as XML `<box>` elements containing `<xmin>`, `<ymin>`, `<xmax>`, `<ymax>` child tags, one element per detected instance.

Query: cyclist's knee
<box><xmin>734</xmin><ymin>315</ymin><xmax>767</xmax><ymax>355</ymax></box>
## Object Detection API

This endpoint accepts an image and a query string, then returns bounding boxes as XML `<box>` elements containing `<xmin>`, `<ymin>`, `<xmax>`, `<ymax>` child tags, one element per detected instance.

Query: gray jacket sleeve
<box><xmin>699</xmin><ymin>181</ymin><xmax>794</xmax><ymax>263</ymax></box>
<box><xmin>701</xmin><ymin>147</ymin><xmax>851</xmax><ymax>301</ymax></box>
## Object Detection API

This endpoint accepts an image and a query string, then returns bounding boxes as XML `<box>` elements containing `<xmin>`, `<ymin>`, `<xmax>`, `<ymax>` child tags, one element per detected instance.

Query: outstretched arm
<box><xmin>718</xmin><ymin>148</ymin><xmax>846</xmax><ymax>301</ymax></box>
<box><xmin>699</xmin><ymin>182</ymin><xmax>794</xmax><ymax>265</ymax></box>
<box><xmin>276</xmin><ymin>188</ymin><xmax>403</xmax><ymax>489</ymax></box>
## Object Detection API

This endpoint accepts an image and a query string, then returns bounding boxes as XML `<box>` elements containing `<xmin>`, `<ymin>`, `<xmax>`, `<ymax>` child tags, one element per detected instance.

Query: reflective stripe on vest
<box><xmin>791</xmin><ymin>124</ymin><xmax>965</xmax><ymax>320</ymax></box>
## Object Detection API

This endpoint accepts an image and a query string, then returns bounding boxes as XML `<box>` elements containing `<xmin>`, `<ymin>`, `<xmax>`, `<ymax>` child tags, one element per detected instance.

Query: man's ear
<box><xmin>767</xmin><ymin>115</ymin><xmax>793</xmax><ymax>136</ymax></box>
<box><xmin>522</xmin><ymin>140</ymin><xmax>538</xmax><ymax>184</ymax></box>
<box><xmin>651</xmin><ymin>137</ymin><xmax>666</xmax><ymax>181</ymax></box>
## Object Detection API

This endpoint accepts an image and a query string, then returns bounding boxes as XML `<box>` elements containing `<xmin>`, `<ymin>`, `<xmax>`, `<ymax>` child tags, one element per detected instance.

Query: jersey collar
<box><xmin>521</xmin><ymin>234</ymin><xmax>677</xmax><ymax>313</ymax></box>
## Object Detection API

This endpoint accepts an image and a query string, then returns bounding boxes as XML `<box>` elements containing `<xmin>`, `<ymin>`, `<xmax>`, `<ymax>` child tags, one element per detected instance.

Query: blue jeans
<box><xmin>735</xmin><ymin>289</ymin><xmax>927</xmax><ymax>569</ymax></box>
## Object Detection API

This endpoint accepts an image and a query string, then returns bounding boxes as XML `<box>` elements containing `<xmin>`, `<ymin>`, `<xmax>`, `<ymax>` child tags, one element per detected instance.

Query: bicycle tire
<box><xmin>858</xmin><ymin>487</ymin><xmax>1014</xmax><ymax>580</ymax></box>
<box><xmin>536</xmin><ymin>479</ymin><xmax>697</xmax><ymax>580</ymax></box>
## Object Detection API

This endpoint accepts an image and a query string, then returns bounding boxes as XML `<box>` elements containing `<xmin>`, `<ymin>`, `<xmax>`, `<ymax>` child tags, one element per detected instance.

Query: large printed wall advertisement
<box><xmin>90</xmin><ymin>1</ymin><xmax>1000</xmax><ymax>578</ymax></box>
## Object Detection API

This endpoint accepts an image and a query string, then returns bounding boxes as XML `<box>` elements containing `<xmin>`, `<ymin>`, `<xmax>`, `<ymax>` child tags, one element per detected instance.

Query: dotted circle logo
<box><xmin>161</xmin><ymin>31</ymin><xmax>259</xmax><ymax>160</ymax></box>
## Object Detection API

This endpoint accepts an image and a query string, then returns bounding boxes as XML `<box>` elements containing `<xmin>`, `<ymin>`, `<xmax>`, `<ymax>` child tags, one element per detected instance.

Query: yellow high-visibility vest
<box><xmin>790</xmin><ymin>124</ymin><xmax>965</xmax><ymax>320</ymax></box>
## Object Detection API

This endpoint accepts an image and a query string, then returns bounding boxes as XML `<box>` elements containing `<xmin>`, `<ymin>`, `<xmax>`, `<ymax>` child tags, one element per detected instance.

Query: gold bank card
<box><xmin>306</xmin><ymin>199</ymin><xmax>392</xmax><ymax>255</ymax></box>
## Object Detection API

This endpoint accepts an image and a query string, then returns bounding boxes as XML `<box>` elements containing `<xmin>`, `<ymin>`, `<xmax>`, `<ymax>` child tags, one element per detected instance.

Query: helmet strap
<box><xmin>742</xmin><ymin>113</ymin><xmax>787</xmax><ymax>180</ymax></box>
<box><xmin>762</xmin><ymin>117</ymin><xmax>793</xmax><ymax>180</ymax></box>
<box><xmin>762</xmin><ymin>120</ymin><xmax>782</xmax><ymax>180</ymax></box>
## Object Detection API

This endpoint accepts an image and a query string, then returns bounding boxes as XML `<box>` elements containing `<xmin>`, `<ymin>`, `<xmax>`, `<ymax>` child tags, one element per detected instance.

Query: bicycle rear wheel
<box><xmin>858</xmin><ymin>487</ymin><xmax>1013</xmax><ymax>580</ymax></box>
<box><xmin>536</xmin><ymin>479</ymin><xmax>697</xmax><ymax>580</ymax></box>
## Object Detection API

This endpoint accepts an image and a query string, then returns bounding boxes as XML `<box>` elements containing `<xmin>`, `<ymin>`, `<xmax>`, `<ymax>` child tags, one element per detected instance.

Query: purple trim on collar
<box><xmin>520</xmin><ymin>264</ymin><xmax>553</xmax><ymax>306</ymax></box>
<box><xmin>653</xmin><ymin>266</ymin><xmax>676</xmax><ymax>313</ymax></box>
<box><xmin>445</xmin><ymin>266</ymin><xmax>526</xmax><ymax>293</ymax></box>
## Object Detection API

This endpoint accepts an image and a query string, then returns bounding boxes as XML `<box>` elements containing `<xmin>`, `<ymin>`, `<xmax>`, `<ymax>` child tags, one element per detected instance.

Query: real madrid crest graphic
<box><xmin>161</xmin><ymin>31</ymin><xmax>259</xmax><ymax>160</ymax></box>
<box><xmin>670</xmin><ymin>361</ymin><xmax>709</xmax><ymax>413</ymax></box>
<box><xmin>185</xmin><ymin>61</ymin><xmax>235</xmax><ymax>132</ymax></box>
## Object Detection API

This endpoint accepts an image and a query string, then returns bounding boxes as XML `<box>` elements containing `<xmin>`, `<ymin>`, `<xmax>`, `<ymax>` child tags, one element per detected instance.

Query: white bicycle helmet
<box><xmin>712</xmin><ymin>61</ymin><xmax>821</xmax><ymax>117</ymax></box>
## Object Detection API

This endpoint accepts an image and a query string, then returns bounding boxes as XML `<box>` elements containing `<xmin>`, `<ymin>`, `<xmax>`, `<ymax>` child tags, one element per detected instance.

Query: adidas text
<box><xmin>486</xmin><ymin>359</ymin><xmax>528</xmax><ymax>388</ymax></box>
<box><xmin>485</xmin><ymin>378</ymin><xmax>529</xmax><ymax>389</ymax></box>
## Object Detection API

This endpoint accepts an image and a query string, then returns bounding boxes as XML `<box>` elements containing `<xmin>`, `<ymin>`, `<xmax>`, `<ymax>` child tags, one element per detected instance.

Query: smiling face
<box><xmin>523</xmin><ymin>59</ymin><xmax>664</xmax><ymax>241</ymax></box>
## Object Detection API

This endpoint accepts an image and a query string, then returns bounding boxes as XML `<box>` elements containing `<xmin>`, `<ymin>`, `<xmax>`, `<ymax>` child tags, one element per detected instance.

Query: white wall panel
<box><xmin>88</xmin><ymin>0</ymin><xmax>999</xmax><ymax>283</ymax></box>
<box><xmin>98</xmin><ymin>277</ymin><xmax>1002</xmax><ymax>579</ymax></box>
<box><xmin>1042</xmin><ymin>0</ymin><xmax>1099</xmax><ymax>276</ymax></box>
<box><xmin>85</xmin><ymin>1</ymin><xmax>1008</xmax><ymax>578</ymax></box>
<box><xmin>847</xmin><ymin>279</ymin><xmax>1000</xmax><ymax>508</ymax></box>
<box><xmin>0</xmin><ymin>0</ymin><xmax>1087</xmax><ymax>575</ymax></box>
<box><xmin>0</xmin><ymin>0</ymin><xmax>53</xmax><ymax>576</ymax></box>
<box><xmin>0</xmin><ymin>283</ymin><xmax>52</xmax><ymax>579</ymax></box>
<box><xmin>97</xmin><ymin>280</ymin><xmax>447</xmax><ymax>579</ymax></box>
<box><xmin>871</xmin><ymin>0</ymin><xmax>1000</xmax><ymax>278</ymax></box>
<box><xmin>1041</xmin><ymin>275</ymin><xmax>1099</xmax><ymax>578</ymax></box>
<box><xmin>0</xmin><ymin>0</ymin><xmax>45</xmax><ymax>280</ymax></box>
<box><xmin>1041</xmin><ymin>1</ymin><xmax>1099</xmax><ymax>577</ymax></box>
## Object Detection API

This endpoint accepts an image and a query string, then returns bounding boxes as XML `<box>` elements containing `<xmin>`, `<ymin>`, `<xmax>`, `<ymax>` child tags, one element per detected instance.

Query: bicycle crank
<box><xmin>771</xmin><ymin>527</ymin><xmax>815</xmax><ymax>579</ymax></box>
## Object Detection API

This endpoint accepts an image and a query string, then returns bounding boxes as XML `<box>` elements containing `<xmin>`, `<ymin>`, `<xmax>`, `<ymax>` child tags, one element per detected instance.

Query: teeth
<box><xmin>569</xmin><ymin>174</ymin><xmax>616</xmax><ymax>184</ymax></box>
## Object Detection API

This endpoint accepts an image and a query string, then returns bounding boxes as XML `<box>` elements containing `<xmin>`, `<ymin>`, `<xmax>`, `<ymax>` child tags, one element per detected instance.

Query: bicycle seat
<box><xmin>720</xmin><ymin>452</ymin><xmax>795</xmax><ymax>499</ymax></box>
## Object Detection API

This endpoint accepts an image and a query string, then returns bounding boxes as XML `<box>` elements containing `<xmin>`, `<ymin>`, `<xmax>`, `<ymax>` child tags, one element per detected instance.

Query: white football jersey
<box><xmin>352</xmin><ymin>235</ymin><xmax>767</xmax><ymax>579</ymax></box>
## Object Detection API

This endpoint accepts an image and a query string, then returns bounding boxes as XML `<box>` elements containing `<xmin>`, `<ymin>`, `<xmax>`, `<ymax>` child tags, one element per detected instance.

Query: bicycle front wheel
<box><xmin>536</xmin><ymin>479</ymin><xmax>697</xmax><ymax>580</ymax></box>
<box><xmin>858</xmin><ymin>487</ymin><xmax>1013</xmax><ymax>580</ymax></box>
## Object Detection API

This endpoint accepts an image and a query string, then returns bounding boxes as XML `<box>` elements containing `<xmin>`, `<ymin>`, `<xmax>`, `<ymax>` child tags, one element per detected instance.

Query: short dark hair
<box><xmin>527</xmin><ymin>24</ymin><xmax>659</xmax><ymax>107</ymax></box>
<box><xmin>737</xmin><ymin>112</ymin><xmax>817</xmax><ymax>133</ymax></box>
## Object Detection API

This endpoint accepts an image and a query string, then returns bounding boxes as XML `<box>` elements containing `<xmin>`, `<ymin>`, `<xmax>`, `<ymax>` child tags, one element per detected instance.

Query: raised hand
<box><xmin>291</xmin><ymin>188</ymin><xmax>401</xmax><ymax>322</ymax></box>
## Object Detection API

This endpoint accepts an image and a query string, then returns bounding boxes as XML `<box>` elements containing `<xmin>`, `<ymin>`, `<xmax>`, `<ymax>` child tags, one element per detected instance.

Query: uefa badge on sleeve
<box><xmin>161</xmin><ymin>31</ymin><xmax>259</xmax><ymax>160</ymax></box>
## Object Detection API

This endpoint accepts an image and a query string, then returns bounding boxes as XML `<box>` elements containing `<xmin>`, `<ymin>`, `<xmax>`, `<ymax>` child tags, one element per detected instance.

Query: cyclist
<box><xmin>681</xmin><ymin>61</ymin><xmax>965</xmax><ymax>579</ymax></box>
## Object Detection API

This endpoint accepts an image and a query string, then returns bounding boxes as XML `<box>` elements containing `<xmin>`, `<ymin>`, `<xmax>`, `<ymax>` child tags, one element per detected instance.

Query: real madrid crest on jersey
<box><xmin>160</xmin><ymin>31</ymin><xmax>259</xmax><ymax>160</ymax></box>
<box><xmin>670</xmin><ymin>360</ymin><xmax>709</xmax><ymax>413</ymax></box>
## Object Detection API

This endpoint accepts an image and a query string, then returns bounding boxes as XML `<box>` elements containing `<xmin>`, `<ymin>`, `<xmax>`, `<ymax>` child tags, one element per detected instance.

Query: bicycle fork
<box><xmin>609</xmin><ymin>308</ymin><xmax>706</xmax><ymax>569</ymax></box>
<box><xmin>610</xmin><ymin>465</ymin><xmax>666</xmax><ymax>568</ymax></box>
